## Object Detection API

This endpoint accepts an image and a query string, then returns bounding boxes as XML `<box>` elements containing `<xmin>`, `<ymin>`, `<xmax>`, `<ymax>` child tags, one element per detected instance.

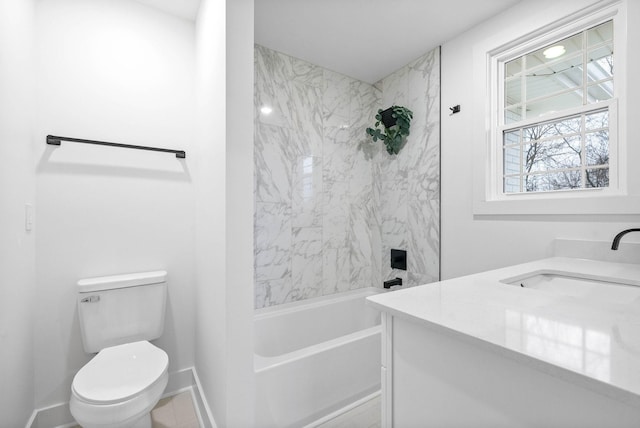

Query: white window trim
<box><xmin>473</xmin><ymin>0</ymin><xmax>634</xmax><ymax>216</ymax></box>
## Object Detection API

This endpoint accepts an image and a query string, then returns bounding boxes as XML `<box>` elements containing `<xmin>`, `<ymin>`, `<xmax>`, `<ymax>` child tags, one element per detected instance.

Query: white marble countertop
<box><xmin>367</xmin><ymin>257</ymin><xmax>640</xmax><ymax>407</ymax></box>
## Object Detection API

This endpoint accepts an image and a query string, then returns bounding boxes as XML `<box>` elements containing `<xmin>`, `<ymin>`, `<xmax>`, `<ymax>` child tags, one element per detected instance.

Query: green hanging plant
<box><xmin>366</xmin><ymin>105</ymin><xmax>413</xmax><ymax>155</ymax></box>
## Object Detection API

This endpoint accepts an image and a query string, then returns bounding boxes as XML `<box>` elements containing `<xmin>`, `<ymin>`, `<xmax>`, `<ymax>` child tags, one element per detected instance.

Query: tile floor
<box><xmin>151</xmin><ymin>391</ymin><xmax>200</xmax><ymax>428</ymax></box>
<box><xmin>315</xmin><ymin>395</ymin><xmax>381</xmax><ymax>428</ymax></box>
<box><xmin>71</xmin><ymin>391</ymin><xmax>200</xmax><ymax>428</ymax></box>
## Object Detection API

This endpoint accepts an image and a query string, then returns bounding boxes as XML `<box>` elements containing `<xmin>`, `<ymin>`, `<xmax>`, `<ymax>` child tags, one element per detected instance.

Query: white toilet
<box><xmin>70</xmin><ymin>271</ymin><xmax>169</xmax><ymax>428</ymax></box>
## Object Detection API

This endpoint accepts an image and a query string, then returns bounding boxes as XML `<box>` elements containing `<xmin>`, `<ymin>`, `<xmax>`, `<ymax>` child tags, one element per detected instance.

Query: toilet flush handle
<box><xmin>80</xmin><ymin>295</ymin><xmax>101</xmax><ymax>303</ymax></box>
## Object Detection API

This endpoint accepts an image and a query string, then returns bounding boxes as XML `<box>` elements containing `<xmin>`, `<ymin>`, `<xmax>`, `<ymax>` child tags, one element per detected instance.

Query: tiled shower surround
<box><xmin>254</xmin><ymin>44</ymin><xmax>440</xmax><ymax>308</ymax></box>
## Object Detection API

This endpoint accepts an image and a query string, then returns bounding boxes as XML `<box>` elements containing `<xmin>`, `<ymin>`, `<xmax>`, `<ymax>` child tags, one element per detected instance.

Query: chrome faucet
<box><xmin>611</xmin><ymin>228</ymin><xmax>640</xmax><ymax>250</ymax></box>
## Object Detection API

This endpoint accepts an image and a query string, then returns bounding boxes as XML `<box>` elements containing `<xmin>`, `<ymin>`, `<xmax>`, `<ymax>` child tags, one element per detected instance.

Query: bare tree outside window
<box><xmin>503</xmin><ymin>110</ymin><xmax>609</xmax><ymax>193</ymax></box>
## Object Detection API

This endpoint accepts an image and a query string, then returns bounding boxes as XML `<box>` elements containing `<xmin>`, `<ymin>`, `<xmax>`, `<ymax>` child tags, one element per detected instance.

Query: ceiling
<box><xmin>254</xmin><ymin>0</ymin><xmax>522</xmax><ymax>84</ymax></box>
<box><xmin>134</xmin><ymin>0</ymin><xmax>201</xmax><ymax>21</ymax></box>
<box><xmin>135</xmin><ymin>0</ymin><xmax>523</xmax><ymax>84</ymax></box>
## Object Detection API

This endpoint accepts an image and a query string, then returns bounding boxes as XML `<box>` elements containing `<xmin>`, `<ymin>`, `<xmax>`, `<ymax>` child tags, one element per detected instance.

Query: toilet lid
<box><xmin>72</xmin><ymin>341</ymin><xmax>168</xmax><ymax>404</ymax></box>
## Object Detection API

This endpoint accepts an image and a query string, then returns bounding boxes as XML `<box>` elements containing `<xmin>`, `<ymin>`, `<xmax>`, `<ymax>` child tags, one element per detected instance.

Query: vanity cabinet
<box><xmin>380</xmin><ymin>312</ymin><xmax>640</xmax><ymax>427</ymax></box>
<box><xmin>371</xmin><ymin>258</ymin><xmax>640</xmax><ymax>428</ymax></box>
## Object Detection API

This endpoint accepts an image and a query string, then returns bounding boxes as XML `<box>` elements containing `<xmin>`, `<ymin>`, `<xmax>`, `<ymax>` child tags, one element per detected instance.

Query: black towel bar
<box><xmin>46</xmin><ymin>135</ymin><xmax>186</xmax><ymax>159</ymax></box>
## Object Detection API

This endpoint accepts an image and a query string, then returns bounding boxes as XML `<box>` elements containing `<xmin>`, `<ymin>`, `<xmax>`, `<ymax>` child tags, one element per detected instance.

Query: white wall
<box><xmin>33</xmin><ymin>0</ymin><xmax>196</xmax><ymax>408</ymax></box>
<box><xmin>441</xmin><ymin>0</ymin><xmax>640</xmax><ymax>279</ymax></box>
<box><xmin>195</xmin><ymin>0</ymin><xmax>255</xmax><ymax>426</ymax></box>
<box><xmin>195</xmin><ymin>0</ymin><xmax>228</xmax><ymax>423</ymax></box>
<box><xmin>224</xmin><ymin>0</ymin><xmax>255</xmax><ymax>424</ymax></box>
<box><xmin>0</xmin><ymin>0</ymin><xmax>36</xmax><ymax>424</ymax></box>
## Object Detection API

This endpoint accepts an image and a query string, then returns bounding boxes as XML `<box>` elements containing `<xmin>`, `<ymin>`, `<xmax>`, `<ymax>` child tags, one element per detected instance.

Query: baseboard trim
<box><xmin>26</xmin><ymin>400</ymin><xmax>74</xmax><ymax>428</ymax></box>
<box><xmin>26</xmin><ymin>367</ymin><xmax>215</xmax><ymax>428</ymax></box>
<box><xmin>191</xmin><ymin>367</ymin><xmax>217</xmax><ymax>428</ymax></box>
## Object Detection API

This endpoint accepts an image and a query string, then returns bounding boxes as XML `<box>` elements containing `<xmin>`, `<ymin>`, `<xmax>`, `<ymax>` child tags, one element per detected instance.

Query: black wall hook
<box><xmin>449</xmin><ymin>105</ymin><xmax>461</xmax><ymax>115</ymax></box>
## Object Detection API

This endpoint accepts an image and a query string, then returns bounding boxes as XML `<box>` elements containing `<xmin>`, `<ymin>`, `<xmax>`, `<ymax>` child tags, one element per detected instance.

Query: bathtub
<box><xmin>254</xmin><ymin>287</ymin><xmax>382</xmax><ymax>427</ymax></box>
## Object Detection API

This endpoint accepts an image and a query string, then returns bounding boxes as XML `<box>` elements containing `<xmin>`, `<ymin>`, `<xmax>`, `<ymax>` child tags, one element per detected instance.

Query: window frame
<box><xmin>497</xmin><ymin>19</ymin><xmax>617</xmax><ymax>198</ymax></box>
<box><xmin>474</xmin><ymin>1</ymin><xmax>631</xmax><ymax>215</ymax></box>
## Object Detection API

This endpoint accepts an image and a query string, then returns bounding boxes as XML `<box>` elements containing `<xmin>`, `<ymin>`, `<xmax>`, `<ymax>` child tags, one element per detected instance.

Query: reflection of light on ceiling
<box><xmin>505</xmin><ymin>310</ymin><xmax>611</xmax><ymax>382</ymax></box>
<box><xmin>260</xmin><ymin>105</ymin><xmax>273</xmax><ymax>115</ymax></box>
<box><xmin>543</xmin><ymin>45</ymin><xmax>566</xmax><ymax>59</ymax></box>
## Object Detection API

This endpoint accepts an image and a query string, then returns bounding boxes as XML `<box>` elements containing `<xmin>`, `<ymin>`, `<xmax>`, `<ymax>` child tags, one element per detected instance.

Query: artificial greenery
<box><xmin>366</xmin><ymin>106</ymin><xmax>413</xmax><ymax>155</ymax></box>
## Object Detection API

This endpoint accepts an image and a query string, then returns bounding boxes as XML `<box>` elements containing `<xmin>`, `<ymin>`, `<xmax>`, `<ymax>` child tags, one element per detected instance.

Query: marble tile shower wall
<box><xmin>374</xmin><ymin>48</ymin><xmax>440</xmax><ymax>288</ymax></box>
<box><xmin>254</xmin><ymin>45</ymin><xmax>380</xmax><ymax>308</ymax></box>
<box><xmin>254</xmin><ymin>44</ymin><xmax>440</xmax><ymax>308</ymax></box>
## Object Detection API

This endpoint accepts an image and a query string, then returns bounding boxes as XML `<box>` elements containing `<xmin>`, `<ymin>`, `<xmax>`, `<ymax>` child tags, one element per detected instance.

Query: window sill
<box><xmin>473</xmin><ymin>193</ymin><xmax>640</xmax><ymax>216</ymax></box>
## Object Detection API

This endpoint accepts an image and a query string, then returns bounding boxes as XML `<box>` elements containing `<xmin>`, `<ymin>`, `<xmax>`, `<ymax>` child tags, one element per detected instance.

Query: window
<box><xmin>473</xmin><ymin>2</ymin><xmax>635</xmax><ymax>215</ymax></box>
<box><xmin>500</xmin><ymin>21</ymin><xmax>614</xmax><ymax>194</ymax></box>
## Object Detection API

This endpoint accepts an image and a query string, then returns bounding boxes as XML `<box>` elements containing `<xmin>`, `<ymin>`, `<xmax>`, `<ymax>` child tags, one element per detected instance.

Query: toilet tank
<box><xmin>77</xmin><ymin>271</ymin><xmax>167</xmax><ymax>353</ymax></box>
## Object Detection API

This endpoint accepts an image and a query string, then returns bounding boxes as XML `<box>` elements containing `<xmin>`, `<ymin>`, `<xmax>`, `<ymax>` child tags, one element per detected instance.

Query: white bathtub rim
<box><xmin>254</xmin><ymin>287</ymin><xmax>384</xmax><ymax>319</ymax></box>
<box><xmin>254</xmin><ymin>325</ymin><xmax>381</xmax><ymax>373</ymax></box>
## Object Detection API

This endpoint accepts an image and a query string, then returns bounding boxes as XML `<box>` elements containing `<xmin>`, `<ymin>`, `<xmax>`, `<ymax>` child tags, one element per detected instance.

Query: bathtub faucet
<box><xmin>611</xmin><ymin>228</ymin><xmax>640</xmax><ymax>250</ymax></box>
<box><xmin>384</xmin><ymin>277</ymin><xmax>402</xmax><ymax>289</ymax></box>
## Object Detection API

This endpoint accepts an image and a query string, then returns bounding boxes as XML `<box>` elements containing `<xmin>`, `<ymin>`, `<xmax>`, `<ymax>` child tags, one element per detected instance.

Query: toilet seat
<box><xmin>70</xmin><ymin>341</ymin><xmax>168</xmax><ymax>427</ymax></box>
<box><xmin>72</xmin><ymin>341</ymin><xmax>168</xmax><ymax>404</ymax></box>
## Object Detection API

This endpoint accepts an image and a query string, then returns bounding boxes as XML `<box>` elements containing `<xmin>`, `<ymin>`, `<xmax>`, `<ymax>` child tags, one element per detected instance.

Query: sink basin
<box><xmin>501</xmin><ymin>272</ymin><xmax>640</xmax><ymax>305</ymax></box>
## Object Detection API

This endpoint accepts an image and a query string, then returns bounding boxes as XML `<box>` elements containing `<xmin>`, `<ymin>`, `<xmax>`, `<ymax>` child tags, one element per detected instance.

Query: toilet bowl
<box><xmin>70</xmin><ymin>341</ymin><xmax>169</xmax><ymax>428</ymax></box>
